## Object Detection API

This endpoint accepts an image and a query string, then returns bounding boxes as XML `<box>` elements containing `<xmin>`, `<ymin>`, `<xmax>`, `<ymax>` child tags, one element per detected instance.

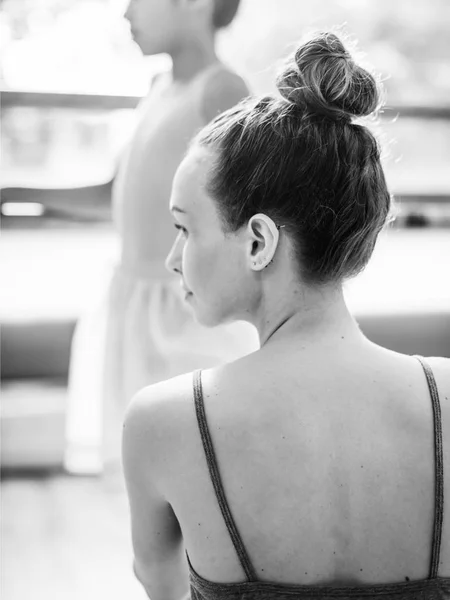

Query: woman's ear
<box><xmin>247</xmin><ymin>214</ymin><xmax>280</xmax><ymax>271</ymax></box>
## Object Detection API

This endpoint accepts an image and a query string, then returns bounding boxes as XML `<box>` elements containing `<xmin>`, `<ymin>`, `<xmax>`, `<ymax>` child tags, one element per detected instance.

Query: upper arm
<box><xmin>201</xmin><ymin>69</ymin><xmax>250</xmax><ymax>124</ymax></box>
<box><xmin>122</xmin><ymin>382</ymin><xmax>190</xmax><ymax>598</ymax></box>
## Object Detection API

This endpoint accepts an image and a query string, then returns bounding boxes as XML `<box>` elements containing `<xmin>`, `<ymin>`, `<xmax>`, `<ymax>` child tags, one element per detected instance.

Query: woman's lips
<box><xmin>180</xmin><ymin>282</ymin><xmax>193</xmax><ymax>300</ymax></box>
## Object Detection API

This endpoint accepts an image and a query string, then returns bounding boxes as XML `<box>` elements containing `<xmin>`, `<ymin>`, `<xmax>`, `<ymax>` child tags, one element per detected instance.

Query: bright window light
<box><xmin>1</xmin><ymin>202</ymin><xmax>45</xmax><ymax>217</ymax></box>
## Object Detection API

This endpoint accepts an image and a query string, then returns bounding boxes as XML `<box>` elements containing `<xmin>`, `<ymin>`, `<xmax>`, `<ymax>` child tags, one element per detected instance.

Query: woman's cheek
<box><xmin>190</xmin><ymin>246</ymin><xmax>212</xmax><ymax>291</ymax></box>
<box><xmin>183</xmin><ymin>243</ymin><xmax>199</xmax><ymax>288</ymax></box>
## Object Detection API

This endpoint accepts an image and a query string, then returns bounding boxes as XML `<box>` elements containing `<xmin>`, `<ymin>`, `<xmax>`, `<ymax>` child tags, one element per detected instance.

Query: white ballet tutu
<box><xmin>64</xmin><ymin>261</ymin><xmax>259</xmax><ymax>474</ymax></box>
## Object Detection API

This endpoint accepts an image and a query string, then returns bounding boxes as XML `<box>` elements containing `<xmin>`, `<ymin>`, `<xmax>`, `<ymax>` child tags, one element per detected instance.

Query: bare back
<box><xmin>156</xmin><ymin>339</ymin><xmax>450</xmax><ymax>586</ymax></box>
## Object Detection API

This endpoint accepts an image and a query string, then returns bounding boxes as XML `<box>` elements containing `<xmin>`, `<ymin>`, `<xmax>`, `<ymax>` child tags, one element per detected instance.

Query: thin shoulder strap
<box><xmin>414</xmin><ymin>356</ymin><xmax>445</xmax><ymax>579</ymax></box>
<box><xmin>192</xmin><ymin>370</ymin><xmax>258</xmax><ymax>582</ymax></box>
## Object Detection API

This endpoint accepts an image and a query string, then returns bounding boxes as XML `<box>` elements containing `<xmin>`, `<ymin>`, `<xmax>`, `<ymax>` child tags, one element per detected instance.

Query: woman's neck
<box><xmin>170</xmin><ymin>32</ymin><xmax>219</xmax><ymax>83</ymax></box>
<box><xmin>257</xmin><ymin>285</ymin><xmax>364</xmax><ymax>349</ymax></box>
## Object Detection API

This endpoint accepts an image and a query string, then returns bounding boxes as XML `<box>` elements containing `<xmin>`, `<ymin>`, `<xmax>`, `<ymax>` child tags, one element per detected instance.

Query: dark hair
<box><xmin>195</xmin><ymin>32</ymin><xmax>391</xmax><ymax>285</ymax></box>
<box><xmin>212</xmin><ymin>0</ymin><xmax>241</xmax><ymax>29</ymax></box>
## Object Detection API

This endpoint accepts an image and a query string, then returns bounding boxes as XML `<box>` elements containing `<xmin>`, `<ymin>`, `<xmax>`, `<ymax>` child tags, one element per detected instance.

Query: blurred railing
<box><xmin>1</xmin><ymin>89</ymin><xmax>141</xmax><ymax>110</ymax></box>
<box><xmin>1</xmin><ymin>89</ymin><xmax>450</xmax><ymax>228</ymax></box>
<box><xmin>3</xmin><ymin>89</ymin><xmax>450</xmax><ymax>119</ymax></box>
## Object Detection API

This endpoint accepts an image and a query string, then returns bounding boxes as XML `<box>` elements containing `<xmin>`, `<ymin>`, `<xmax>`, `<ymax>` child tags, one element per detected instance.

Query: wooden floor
<box><xmin>2</xmin><ymin>470</ymin><xmax>147</xmax><ymax>600</ymax></box>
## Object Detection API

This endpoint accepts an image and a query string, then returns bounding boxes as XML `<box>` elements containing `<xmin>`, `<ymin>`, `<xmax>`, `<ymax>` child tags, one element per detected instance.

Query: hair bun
<box><xmin>276</xmin><ymin>32</ymin><xmax>380</xmax><ymax>121</ymax></box>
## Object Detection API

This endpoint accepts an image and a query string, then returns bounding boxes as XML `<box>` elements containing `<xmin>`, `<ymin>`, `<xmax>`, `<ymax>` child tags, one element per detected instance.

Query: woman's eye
<box><xmin>174</xmin><ymin>224</ymin><xmax>188</xmax><ymax>236</ymax></box>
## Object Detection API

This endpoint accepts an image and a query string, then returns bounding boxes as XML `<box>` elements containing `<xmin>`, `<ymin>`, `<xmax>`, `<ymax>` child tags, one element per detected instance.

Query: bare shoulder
<box><xmin>122</xmin><ymin>372</ymin><xmax>196</xmax><ymax>477</ymax></box>
<box><xmin>201</xmin><ymin>66</ymin><xmax>250</xmax><ymax>123</ymax></box>
<box><xmin>423</xmin><ymin>357</ymin><xmax>450</xmax><ymax>448</ymax></box>
<box><xmin>424</xmin><ymin>356</ymin><xmax>450</xmax><ymax>397</ymax></box>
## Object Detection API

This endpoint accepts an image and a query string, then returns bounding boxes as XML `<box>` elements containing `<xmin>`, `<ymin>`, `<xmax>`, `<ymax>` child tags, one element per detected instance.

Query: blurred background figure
<box><xmin>65</xmin><ymin>0</ymin><xmax>258</xmax><ymax>476</ymax></box>
<box><xmin>1</xmin><ymin>1</ymin><xmax>450</xmax><ymax>599</ymax></box>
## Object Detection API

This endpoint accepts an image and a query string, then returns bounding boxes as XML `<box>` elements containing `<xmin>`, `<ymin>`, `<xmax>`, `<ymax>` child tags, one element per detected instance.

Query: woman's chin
<box><xmin>194</xmin><ymin>314</ymin><xmax>220</xmax><ymax>328</ymax></box>
<box><xmin>192</xmin><ymin>306</ymin><xmax>224</xmax><ymax>328</ymax></box>
<box><xmin>186</xmin><ymin>295</ymin><xmax>235</xmax><ymax>328</ymax></box>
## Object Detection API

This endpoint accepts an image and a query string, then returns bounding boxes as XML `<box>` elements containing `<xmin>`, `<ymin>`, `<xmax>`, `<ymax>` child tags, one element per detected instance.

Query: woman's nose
<box><xmin>165</xmin><ymin>238</ymin><xmax>182</xmax><ymax>275</ymax></box>
<box><xmin>123</xmin><ymin>1</ymin><xmax>132</xmax><ymax>22</ymax></box>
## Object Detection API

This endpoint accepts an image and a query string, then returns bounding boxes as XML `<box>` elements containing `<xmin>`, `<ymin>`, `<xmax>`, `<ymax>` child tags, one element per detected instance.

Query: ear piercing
<box><xmin>253</xmin><ymin>258</ymin><xmax>274</xmax><ymax>269</ymax></box>
<box><xmin>252</xmin><ymin>224</ymin><xmax>283</xmax><ymax>269</ymax></box>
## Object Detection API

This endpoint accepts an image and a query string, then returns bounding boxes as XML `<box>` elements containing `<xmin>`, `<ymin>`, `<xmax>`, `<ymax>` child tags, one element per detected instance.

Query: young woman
<box><xmin>122</xmin><ymin>32</ymin><xmax>450</xmax><ymax>600</ymax></box>
<box><xmin>65</xmin><ymin>0</ymin><xmax>258</xmax><ymax>474</ymax></box>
